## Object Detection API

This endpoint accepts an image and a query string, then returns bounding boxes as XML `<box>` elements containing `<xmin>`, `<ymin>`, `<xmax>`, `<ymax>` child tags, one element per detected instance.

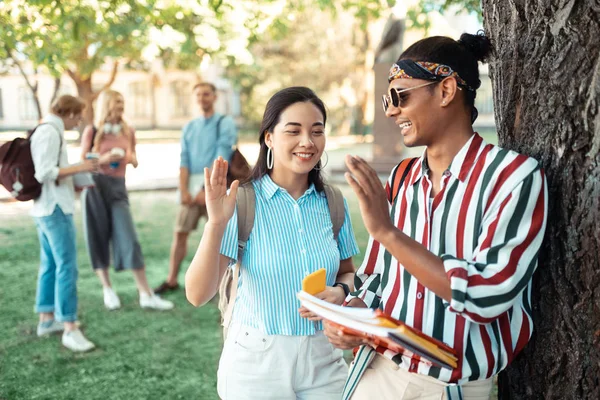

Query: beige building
<box><xmin>0</xmin><ymin>61</ymin><xmax>241</xmax><ymax>131</ymax></box>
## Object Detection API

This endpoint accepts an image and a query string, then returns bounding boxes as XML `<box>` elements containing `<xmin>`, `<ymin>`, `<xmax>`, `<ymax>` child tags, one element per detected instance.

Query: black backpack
<box><xmin>0</xmin><ymin>124</ymin><xmax>61</xmax><ymax>201</ymax></box>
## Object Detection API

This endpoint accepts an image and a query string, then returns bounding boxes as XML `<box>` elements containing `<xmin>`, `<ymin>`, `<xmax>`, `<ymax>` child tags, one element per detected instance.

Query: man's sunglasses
<box><xmin>381</xmin><ymin>81</ymin><xmax>439</xmax><ymax>113</ymax></box>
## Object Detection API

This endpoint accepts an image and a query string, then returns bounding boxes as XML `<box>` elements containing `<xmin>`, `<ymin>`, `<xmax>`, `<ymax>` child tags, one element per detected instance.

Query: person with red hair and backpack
<box><xmin>29</xmin><ymin>95</ymin><xmax>99</xmax><ymax>352</ymax></box>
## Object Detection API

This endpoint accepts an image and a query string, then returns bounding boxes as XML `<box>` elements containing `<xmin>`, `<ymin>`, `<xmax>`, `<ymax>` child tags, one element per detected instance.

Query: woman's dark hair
<box><xmin>249</xmin><ymin>86</ymin><xmax>327</xmax><ymax>192</ymax></box>
<box><xmin>398</xmin><ymin>31</ymin><xmax>492</xmax><ymax>117</ymax></box>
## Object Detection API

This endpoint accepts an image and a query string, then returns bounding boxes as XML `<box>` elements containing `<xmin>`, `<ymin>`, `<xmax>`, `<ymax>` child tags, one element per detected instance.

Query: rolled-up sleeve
<box><xmin>442</xmin><ymin>169</ymin><xmax>548</xmax><ymax>323</ymax></box>
<box><xmin>216</xmin><ymin>116</ymin><xmax>237</xmax><ymax>161</ymax></box>
<box><xmin>337</xmin><ymin>198</ymin><xmax>360</xmax><ymax>260</ymax></box>
<box><xmin>180</xmin><ymin>124</ymin><xmax>190</xmax><ymax>169</ymax></box>
<box><xmin>31</xmin><ymin>126</ymin><xmax>61</xmax><ymax>184</ymax></box>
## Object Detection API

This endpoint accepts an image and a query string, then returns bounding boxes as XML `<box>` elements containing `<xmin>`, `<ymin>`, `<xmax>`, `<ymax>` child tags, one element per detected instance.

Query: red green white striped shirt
<box><xmin>347</xmin><ymin>133</ymin><xmax>548</xmax><ymax>384</ymax></box>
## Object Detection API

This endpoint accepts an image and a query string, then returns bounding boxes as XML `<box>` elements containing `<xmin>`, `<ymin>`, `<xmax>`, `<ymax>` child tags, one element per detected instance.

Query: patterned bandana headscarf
<box><xmin>388</xmin><ymin>59</ymin><xmax>479</xmax><ymax>122</ymax></box>
<box><xmin>388</xmin><ymin>60</ymin><xmax>475</xmax><ymax>91</ymax></box>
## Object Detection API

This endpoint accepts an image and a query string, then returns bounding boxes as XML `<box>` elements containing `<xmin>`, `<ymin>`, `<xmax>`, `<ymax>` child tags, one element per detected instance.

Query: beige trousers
<box><xmin>351</xmin><ymin>355</ymin><xmax>493</xmax><ymax>400</ymax></box>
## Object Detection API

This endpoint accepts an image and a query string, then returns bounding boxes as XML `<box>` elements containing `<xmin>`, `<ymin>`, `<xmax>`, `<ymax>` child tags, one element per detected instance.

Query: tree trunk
<box><xmin>482</xmin><ymin>1</ymin><xmax>600</xmax><ymax>398</ymax></box>
<box><xmin>49</xmin><ymin>77</ymin><xmax>61</xmax><ymax>107</ymax></box>
<box><xmin>67</xmin><ymin>61</ymin><xmax>119</xmax><ymax>130</ymax></box>
<box><xmin>75</xmin><ymin>77</ymin><xmax>95</xmax><ymax>128</ymax></box>
<box><xmin>9</xmin><ymin>52</ymin><xmax>42</xmax><ymax>121</ymax></box>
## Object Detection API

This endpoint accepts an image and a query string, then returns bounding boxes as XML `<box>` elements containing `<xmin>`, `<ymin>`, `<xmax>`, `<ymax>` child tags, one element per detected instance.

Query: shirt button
<box><xmin>301</xmin><ymin>249</ymin><xmax>307</xmax><ymax>254</ymax></box>
<box><xmin>417</xmin><ymin>292</ymin><xmax>423</xmax><ymax>300</ymax></box>
<box><xmin>443</xmin><ymin>170</ymin><xmax>451</xmax><ymax>177</ymax></box>
<box><xmin>299</xmin><ymin>229</ymin><xmax>304</xmax><ymax>233</ymax></box>
<box><xmin>410</xmin><ymin>364</ymin><xmax>417</xmax><ymax>371</ymax></box>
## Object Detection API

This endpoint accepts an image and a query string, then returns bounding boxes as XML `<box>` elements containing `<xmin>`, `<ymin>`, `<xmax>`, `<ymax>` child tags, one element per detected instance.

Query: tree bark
<box><xmin>49</xmin><ymin>77</ymin><xmax>61</xmax><ymax>107</ymax></box>
<box><xmin>482</xmin><ymin>0</ymin><xmax>600</xmax><ymax>398</ymax></box>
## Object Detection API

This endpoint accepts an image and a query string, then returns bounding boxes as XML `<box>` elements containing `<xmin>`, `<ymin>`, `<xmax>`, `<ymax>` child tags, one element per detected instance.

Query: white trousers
<box><xmin>218</xmin><ymin>323</ymin><xmax>348</xmax><ymax>400</ymax></box>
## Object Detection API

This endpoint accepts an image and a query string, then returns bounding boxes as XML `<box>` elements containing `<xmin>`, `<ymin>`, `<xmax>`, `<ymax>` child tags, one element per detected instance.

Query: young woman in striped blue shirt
<box><xmin>185</xmin><ymin>87</ymin><xmax>360</xmax><ymax>399</ymax></box>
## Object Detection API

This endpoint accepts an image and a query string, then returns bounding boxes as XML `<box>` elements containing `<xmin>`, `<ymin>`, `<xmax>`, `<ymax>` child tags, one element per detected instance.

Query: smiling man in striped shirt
<box><xmin>325</xmin><ymin>33</ymin><xmax>548</xmax><ymax>400</ymax></box>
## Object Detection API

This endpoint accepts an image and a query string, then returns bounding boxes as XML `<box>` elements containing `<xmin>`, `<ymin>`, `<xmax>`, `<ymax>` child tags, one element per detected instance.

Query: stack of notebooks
<box><xmin>297</xmin><ymin>290</ymin><xmax>458</xmax><ymax>370</ymax></box>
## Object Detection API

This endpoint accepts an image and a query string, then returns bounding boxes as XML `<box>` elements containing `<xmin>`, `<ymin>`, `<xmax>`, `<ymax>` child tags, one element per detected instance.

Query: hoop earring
<box><xmin>266</xmin><ymin>147</ymin><xmax>274</xmax><ymax>169</ymax></box>
<box><xmin>314</xmin><ymin>151</ymin><xmax>328</xmax><ymax>170</ymax></box>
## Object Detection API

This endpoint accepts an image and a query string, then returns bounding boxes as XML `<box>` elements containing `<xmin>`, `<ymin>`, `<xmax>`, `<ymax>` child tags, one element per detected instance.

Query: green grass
<box><xmin>0</xmin><ymin>188</ymin><xmax>369</xmax><ymax>400</ymax></box>
<box><xmin>0</xmin><ymin>187</ymin><xmax>498</xmax><ymax>399</ymax></box>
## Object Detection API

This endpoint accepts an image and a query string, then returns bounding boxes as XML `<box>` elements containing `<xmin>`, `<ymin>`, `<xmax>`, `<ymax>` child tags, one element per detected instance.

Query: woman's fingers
<box><xmin>210</xmin><ymin>157</ymin><xmax>230</xmax><ymax>188</ymax></box>
<box><xmin>210</xmin><ymin>159</ymin><xmax>220</xmax><ymax>186</ymax></box>
<box><xmin>204</xmin><ymin>167</ymin><xmax>212</xmax><ymax>192</ymax></box>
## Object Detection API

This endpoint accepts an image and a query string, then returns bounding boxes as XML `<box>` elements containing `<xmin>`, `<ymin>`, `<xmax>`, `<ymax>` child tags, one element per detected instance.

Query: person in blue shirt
<box><xmin>154</xmin><ymin>82</ymin><xmax>237</xmax><ymax>294</ymax></box>
<box><xmin>185</xmin><ymin>87</ymin><xmax>360</xmax><ymax>399</ymax></box>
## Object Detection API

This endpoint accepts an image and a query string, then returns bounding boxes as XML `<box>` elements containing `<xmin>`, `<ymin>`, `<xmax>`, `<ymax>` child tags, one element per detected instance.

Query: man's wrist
<box><xmin>377</xmin><ymin>225</ymin><xmax>400</xmax><ymax>249</ymax></box>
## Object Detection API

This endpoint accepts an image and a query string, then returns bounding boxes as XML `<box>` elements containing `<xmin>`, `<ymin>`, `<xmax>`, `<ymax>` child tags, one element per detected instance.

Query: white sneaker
<box><xmin>140</xmin><ymin>292</ymin><xmax>174</xmax><ymax>310</ymax></box>
<box><xmin>62</xmin><ymin>329</ymin><xmax>95</xmax><ymax>352</ymax></box>
<box><xmin>37</xmin><ymin>320</ymin><xmax>82</xmax><ymax>337</ymax></box>
<box><xmin>103</xmin><ymin>287</ymin><xmax>121</xmax><ymax>310</ymax></box>
<box><xmin>37</xmin><ymin>320</ymin><xmax>65</xmax><ymax>337</ymax></box>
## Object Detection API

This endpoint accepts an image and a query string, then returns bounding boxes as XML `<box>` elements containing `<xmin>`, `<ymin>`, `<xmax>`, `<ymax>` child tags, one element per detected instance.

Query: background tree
<box><xmin>480</xmin><ymin>1</ymin><xmax>600</xmax><ymax>398</ymax></box>
<box><xmin>0</xmin><ymin>11</ymin><xmax>63</xmax><ymax>121</ymax></box>
<box><xmin>225</xmin><ymin>0</ymin><xmax>392</xmax><ymax>134</ymax></box>
<box><xmin>0</xmin><ymin>0</ymin><xmax>269</xmax><ymax>127</ymax></box>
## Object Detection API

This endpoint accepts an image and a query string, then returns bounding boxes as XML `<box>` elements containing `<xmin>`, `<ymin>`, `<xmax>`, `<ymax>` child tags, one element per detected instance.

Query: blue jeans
<box><xmin>34</xmin><ymin>206</ymin><xmax>79</xmax><ymax>322</ymax></box>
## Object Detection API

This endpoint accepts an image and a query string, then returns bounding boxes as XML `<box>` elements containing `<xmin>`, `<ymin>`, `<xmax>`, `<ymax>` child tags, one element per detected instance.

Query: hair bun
<box><xmin>459</xmin><ymin>31</ymin><xmax>491</xmax><ymax>62</ymax></box>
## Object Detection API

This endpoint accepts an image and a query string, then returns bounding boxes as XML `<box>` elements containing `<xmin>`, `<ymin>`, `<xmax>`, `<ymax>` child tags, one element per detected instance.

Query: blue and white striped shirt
<box><xmin>220</xmin><ymin>174</ymin><xmax>360</xmax><ymax>336</ymax></box>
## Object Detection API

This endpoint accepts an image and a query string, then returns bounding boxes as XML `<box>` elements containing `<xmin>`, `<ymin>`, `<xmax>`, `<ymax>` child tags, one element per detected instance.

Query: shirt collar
<box><xmin>412</xmin><ymin>133</ymin><xmax>485</xmax><ymax>184</ymax></box>
<box><xmin>43</xmin><ymin>114</ymin><xmax>65</xmax><ymax>132</ymax></box>
<box><xmin>259</xmin><ymin>174</ymin><xmax>317</xmax><ymax>200</ymax></box>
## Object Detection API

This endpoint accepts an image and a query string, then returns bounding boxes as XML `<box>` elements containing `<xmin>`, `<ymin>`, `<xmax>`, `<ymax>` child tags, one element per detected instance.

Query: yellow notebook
<box><xmin>302</xmin><ymin>269</ymin><xmax>326</xmax><ymax>295</ymax></box>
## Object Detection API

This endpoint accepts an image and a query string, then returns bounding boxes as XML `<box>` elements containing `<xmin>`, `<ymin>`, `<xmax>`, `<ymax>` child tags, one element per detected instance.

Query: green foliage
<box><xmin>406</xmin><ymin>0</ymin><xmax>482</xmax><ymax>33</ymax></box>
<box><xmin>0</xmin><ymin>0</ymin><xmax>274</xmax><ymax>81</ymax></box>
<box><xmin>1</xmin><ymin>0</ymin><xmax>154</xmax><ymax>78</ymax></box>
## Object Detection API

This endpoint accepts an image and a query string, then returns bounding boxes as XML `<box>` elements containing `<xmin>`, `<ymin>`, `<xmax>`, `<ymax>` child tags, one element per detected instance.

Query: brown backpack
<box><xmin>218</xmin><ymin>182</ymin><xmax>346</xmax><ymax>338</ymax></box>
<box><xmin>215</xmin><ymin>116</ymin><xmax>251</xmax><ymax>186</ymax></box>
<box><xmin>0</xmin><ymin>124</ymin><xmax>61</xmax><ymax>201</ymax></box>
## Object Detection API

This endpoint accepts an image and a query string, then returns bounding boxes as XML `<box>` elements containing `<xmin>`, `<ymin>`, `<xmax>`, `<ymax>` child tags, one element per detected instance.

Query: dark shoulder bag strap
<box><xmin>324</xmin><ymin>184</ymin><xmax>345</xmax><ymax>241</ymax></box>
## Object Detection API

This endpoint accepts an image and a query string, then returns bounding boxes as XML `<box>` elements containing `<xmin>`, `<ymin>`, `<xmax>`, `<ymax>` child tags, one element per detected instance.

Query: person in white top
<box><xmin>30</xmin><ymin>95</ymin><xmax>99</xmax><ymax>352</ymax></box>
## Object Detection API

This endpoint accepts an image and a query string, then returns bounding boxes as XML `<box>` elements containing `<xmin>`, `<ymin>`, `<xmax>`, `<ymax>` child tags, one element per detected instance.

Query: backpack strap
<box><xmin>324</xmin><ymin>184</ymin><xmax>345</xmax><ymax>241</ymax></box>
<box><xmin>222</xmin><ymin>183</ymin><xmax>256</xmax><ymax>331</ymax></box>
<box><xmin>236</xmin><ymin>183</ymin><xmax>256</xmax><ymax>260</ymax></box>
<box><xmin>390</xmin><ymin>157</ymin><xmax>418</xmax><ymax>204</ymax></box>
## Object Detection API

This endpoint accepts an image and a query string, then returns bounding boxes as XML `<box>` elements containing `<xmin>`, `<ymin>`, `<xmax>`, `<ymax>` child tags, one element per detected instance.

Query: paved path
<box><xmin>2</xmin><ymin>136</ymin><xmax>410</xmax><ymax>207</ymax></box>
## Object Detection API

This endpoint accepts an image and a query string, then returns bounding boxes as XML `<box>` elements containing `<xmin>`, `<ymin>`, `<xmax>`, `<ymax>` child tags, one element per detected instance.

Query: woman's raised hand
<box><xmin>204</xmin><ymin>157</ymin><xmax>239</xmax><ymax>226</ymax></box>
